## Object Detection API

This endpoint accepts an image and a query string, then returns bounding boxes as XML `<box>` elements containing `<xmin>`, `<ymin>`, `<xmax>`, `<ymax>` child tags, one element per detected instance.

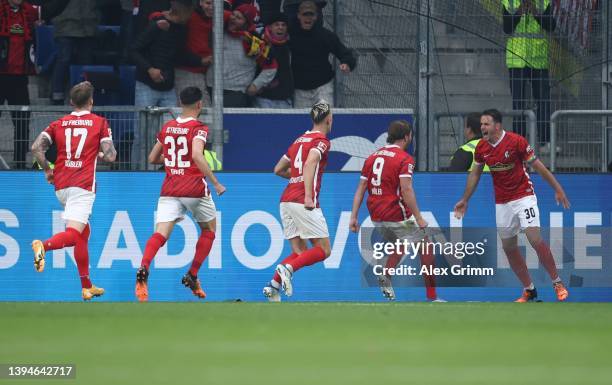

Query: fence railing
<box><xmin>550</xmin><ymin>110</ymin><xmax>612</xmax><ymax>172</ymax></box>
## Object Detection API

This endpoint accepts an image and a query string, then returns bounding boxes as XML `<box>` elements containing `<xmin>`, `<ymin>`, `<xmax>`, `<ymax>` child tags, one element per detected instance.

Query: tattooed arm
<box><xmin>99</xmin><ymin>139</ymin><xmax>117</xmax><ymax>162</ymax></box>
<box><xmin>31</xmin><ymin>132</ymin><xmax>54</xmax><ymax>184</ymax></box>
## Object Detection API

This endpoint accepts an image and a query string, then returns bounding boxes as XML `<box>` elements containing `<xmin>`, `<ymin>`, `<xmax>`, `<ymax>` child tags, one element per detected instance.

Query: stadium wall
<box><xmin>0</xmin><ymin>172</ymin><xmax>610</xmax><ymax>302</ymax></box>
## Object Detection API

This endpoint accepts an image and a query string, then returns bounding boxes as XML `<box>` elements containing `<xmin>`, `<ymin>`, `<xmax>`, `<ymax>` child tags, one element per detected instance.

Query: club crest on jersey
<box><xmin>504</xmin><ymin>150</ymin><xmax>510</xmax><ymax>159</ymax></box>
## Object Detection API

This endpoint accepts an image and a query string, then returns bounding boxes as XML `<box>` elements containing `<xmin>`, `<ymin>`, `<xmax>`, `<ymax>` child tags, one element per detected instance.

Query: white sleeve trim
<box><xmin>41</xmin><ymin>131</ymin><xmax>53</xmax><ymax>144</ymax></box>
<box><xmin>282</xmin><ymin>154</ymin><xmax>290</xmax><ymax>161</ymax></box>
<box><xmin>359</xmin><ymin>176</ymin><xmax>367</xmax><ymax>180</ymax></box>
<box><xmin>473</xmin><ymin>161</ymin><xmax>483</xmax><ymax>166</ymax></box>
<box><xmin>310</xmin><ymin>148</ymin><xmax>323</xmax><ymax>159</ymax></box>
<box><xmin>100</xmin><ymin>137</ymin><xmax>112</xmax><ymax>143</ymax></box>
<box><xmin>399</xmin><ymin>174</ymin><xmax>412</xmax><ymax>178</ymax></box>
<box><xmin>194</xmin><ymin>135</ymin><xmax>207</xmax><ymax>143</ymax></box>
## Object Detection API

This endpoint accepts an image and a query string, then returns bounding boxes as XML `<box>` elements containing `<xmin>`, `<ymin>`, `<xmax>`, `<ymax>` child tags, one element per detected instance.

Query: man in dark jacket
<box><xmin>448</xmin><ymin>112</ymin><xmax>489</xmax><ymax>172</ymax></box>
<box><xmin>0</xmin><ymin>0</ymin><xmax>37</xmax><ymax>168</ymax></box>
<box><xmin>290</xmin><ymin>0</ymin><xmax>356</xmax><ymax>107</ymax></box>
<box><xmin>254</xmin><ymin>12</ymin><xmax>293</xmax><ymax>108</ymax></box>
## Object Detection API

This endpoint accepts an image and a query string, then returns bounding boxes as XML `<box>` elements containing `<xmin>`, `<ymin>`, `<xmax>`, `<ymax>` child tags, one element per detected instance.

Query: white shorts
<box><xmin>156</xmin><ymin>196</ymin><xmax>216</xmax><ymax>224</ymax></box>
<box><xmin>280</xmin><ymin>202</ymin><xmax>329</xmax><ymax>240</ymax></box>
<box><xmin>495</xmin><ymin>195</ymin><xmax>540</xmax><ymax>239</ymax></box>
<box><xmin>55</xmin><ymin>187</ymin><xmax>96</xmax><ymax>224</ymax></box>
<box><xmin>373</xmin><ymin>216</ymin><xmax>425</xmax><ymax>244</ymax></box>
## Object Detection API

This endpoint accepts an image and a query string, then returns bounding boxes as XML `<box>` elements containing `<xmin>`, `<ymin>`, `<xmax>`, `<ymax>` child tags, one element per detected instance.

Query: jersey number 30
<box><xmin>165</xmin><ymin>136</ymin><xmax>190</xmax><ymax>168</ymax></box>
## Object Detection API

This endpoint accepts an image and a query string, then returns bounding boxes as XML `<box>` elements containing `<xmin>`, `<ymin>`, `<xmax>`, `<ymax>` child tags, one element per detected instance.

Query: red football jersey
<box><xmin>158</xmin><ymin>117</ymin><xmax>209</xmax><ymax>198</ymax></box>
<box><xmin>280</xmin><ymin>131</ymin><xmax>330</xmax><ymax>207</ymax></box>
<box><xmin>474</xmin><ymin>131</ymin><xmax>537</xmax><ymax>204</ymax></box>
<box><xmin>361</xmin><ymin>145</ymin><xmax>415</xmax><ymax>222</ymax></box>
<box><xmin>43</xmin><ymin>111</ymin><xmax>112</xmax><ymax>192</ymax></box>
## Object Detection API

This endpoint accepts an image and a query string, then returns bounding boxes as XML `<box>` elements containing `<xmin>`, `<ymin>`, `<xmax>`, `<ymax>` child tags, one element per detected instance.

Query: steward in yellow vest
<box><xmin>502</xmin><ymin>0</ymin><xmax>555</xmax><ymax>144</ymax></box>
<box><xmin>449</xmin><ymin>112</ymin><xmax>490</xmax><ymax>172</ymax></box>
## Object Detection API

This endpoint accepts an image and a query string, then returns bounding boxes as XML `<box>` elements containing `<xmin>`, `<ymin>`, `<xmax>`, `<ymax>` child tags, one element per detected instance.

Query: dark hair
<box><xmin>310</xmin><ymin>100</ymin><xmax>331</xmax><ymax>124</ymax></box>
<box><xmin>482</xmin><ymin>109</ymin><xmax>502</xmax><ymax>124</ymax></box>
<box><xmin>466</xmin><ymin>112</ymin><xmax>482</xmax><ymax>137</ymax></box>
<box><xmin>173</xmin><ymin>0</ymin><xmax>195</xmax><ymax>9</ymax></box>
<box><xmin>386</xmin><ymin>120</ymin><xmax>412</xmax><ymax>144</ymax></box>
<box><xmin>179</xmin><ymin>86</ymin><xmax>203</xmax><ymax>106</ymax></box>
<box><xmin>70</xmin><ymin>81</ymin><xmax>94</xmax><ymax>108</ymax></box>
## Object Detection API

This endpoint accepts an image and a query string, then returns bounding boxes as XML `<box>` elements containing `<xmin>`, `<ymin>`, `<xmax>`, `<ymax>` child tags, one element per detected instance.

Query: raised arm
<box><xmin>399</xmin><ymin>176</ymin><xmax>428</xmax><ymax>228</ymax></box>
<box><xmin>531</xmin><ymin>159</ymin><xmax>570</xmax><ymax>208</ymax></box>
<box><xmin>454</xmin><ymin>163</ymin><xmax>484</xmax><ymax>219</ymax></box>
<box><xmin>192</xmin><ymin>137</ymin><xmax>225</xmax><ymax>196</ymax></box>
<box><xmin>349</xmin><ymin>179</ymin><xmax>368</xmax><ymax>233</ymax></box>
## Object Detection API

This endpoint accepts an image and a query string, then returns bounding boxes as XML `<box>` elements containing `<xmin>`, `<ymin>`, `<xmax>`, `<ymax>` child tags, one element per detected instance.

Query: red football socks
<box><xmin>75</xmin><ymin>225</ymin><xmax>92</xmax><ymax>289</ymax></box>
<box><xmin>43</xmin><ymin>227</ymin><xmax>80</xmax><ymax>251</ymax></box>
<box><xmin>505</xmin><ymin>247</ymin><xmax>533</xmax><ymax>288</ymax></box>
<box><xmin>287</xmin><ymin>246</ymin><xmax>326</xmax><ymax>273</ymax></box>
<box><xmin>189</xmin><ymin>230</ymin><xmax>216</xmax><ymax>277</ymax></box>
<box><xmin>533</xmin><ymin>240</ymin><xmax>560</xmax><ymax>281</ymax></box>
<box><xmin>420</xmin><ymin>250</ymin><xmax>438</xmax><ymax>300</ymax></box>
<box><xmin>141</xmin><ymin>232</ymin><xmax>167</xmax><ymax>269</ymax></box>
<box><xmin>272</xmin><ymin>252</ymin><xmax>299</xmax><ymax>284</ymax></box>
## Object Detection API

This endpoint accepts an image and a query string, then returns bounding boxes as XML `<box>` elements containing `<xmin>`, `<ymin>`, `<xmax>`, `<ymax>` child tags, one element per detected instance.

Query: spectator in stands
<box><xmin>448</xmin><ymin>112</ymin><xmax>489</xmax><ymax>172</ymax></box>
<box><xmin>49</xmin><ymin>0</ymin><xmax>100</xmax><ymax>105</ymax></box>
<box><xmin>206</xmin><ymin>3</ymin><xmax>277</xmax><ymax>107</ymax></box>
<box><xmin>254</xmin><ymin>12</ymin><xmax>293</xmax><ymax>108</ymax></box>
<box><xmin>174</xmin><ymin>0</ymin><xmax>213</xmax><ymax>106</ymax></box>
<box><xmin>503</xmin><ymin>0</ymin><xmax>555</xmax><ymax>151</ymax></box>
<box><xmin>281</xmin><ymin>0</ymin><xmax>325</xmax><ymax>29</ymax></box>
<box><xmin>290</xmin><ymin>0</ymin><xmax>356</xmax><ymax>107</ymax></box>
<box><xmin>134</xmin><ymin>0</ymin><xmax>170</xmax><ymax>35</ymax></box>
<box><xmin>0</xmin><ymin>0</ymin><xmax>38</xmax><ymax>168</ymax></box>
<box><xmin>131</xmin><ymin>0</ymin><xmax>206</xmax><ymax>108</ymax></box>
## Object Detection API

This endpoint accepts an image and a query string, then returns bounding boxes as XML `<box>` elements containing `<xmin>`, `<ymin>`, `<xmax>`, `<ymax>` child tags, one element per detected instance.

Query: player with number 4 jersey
<box><xmin>454</xmin><ymin>109</ymin><xmax>571</xmax><ymax>302</ymax></box>
<box><xmin>263</xmin><ymin>101</ymin><xmax>333</xmax><ymax>302</ymax></box>
<box><xmin>349</xmin><ymin>120</ymin><xmax>443</xmax><ymax>302</ymax></box>
<box><xmin>30</xmin><ymin>82</ymin><xmax>117</xmax><ymax>301</ymax></box>
<box><xmin>135</xmin><ymin>87</ymin><xmax>225</xmax><ymax>302</ymax></box>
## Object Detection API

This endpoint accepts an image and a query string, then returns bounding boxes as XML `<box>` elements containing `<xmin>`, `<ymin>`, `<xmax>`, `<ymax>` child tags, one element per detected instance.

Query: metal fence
<box><xmin>0</xmin><ymin>106</ymin><xmax>213</xmax><ymax>171</ymax></box>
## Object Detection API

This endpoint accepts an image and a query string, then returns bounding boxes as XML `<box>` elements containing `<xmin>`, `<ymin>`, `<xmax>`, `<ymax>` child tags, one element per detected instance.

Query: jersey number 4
<box><xmin>294</xmin><ymin>144</ymin><xmax>304</xmax><ymax>175</ymax></box>
<box><xmin>65</xmin><ymin>128</ymin><xmax>88</xmax><ymax>160</ymax></box>
<box><xmin>371</xmin><ymin>157</ymin><xmax>385</xmax><ymax>186</ymax></box>
<box><xmin>165</xmin><ymin>136</ymin><xmax>191</xmax><ymax>168</ymax></box>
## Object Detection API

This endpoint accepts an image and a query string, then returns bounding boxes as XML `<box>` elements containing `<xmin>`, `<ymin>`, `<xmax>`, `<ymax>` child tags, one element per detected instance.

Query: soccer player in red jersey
<box><xmin>349</xmin><ymin>120</ymin><xmax>444</xmax><ymax>302</ymax></box>
<box><xmin>263</xmin><ymin>101</ymin><xmax>333</xmax><ymax>301</ymax></box>
<box><xmin>454</xmin><ymin>109</ymin><xmax>571</xmax><ymax>302</ymax></box>
<box><xmin>30</xmin><ymin>81</ymin><xmax>117</xmax><ymax>301</ymax></box>
<box><xmin>135</xmin><ymin>87</ymin><xmax>225</xmax><ymax>302</ymax></box>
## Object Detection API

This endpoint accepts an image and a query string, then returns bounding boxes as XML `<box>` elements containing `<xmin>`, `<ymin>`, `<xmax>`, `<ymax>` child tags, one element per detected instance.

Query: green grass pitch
<box><xmin>1</xmin><ymin>302</ymin><xmax>611</xmax><ymax>385</ymax></box>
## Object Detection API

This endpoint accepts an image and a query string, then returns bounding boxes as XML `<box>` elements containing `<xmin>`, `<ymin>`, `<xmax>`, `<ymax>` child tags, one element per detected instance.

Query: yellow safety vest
<box><xmin>462</xmin><ymin>139</ymin><xmax>490</xmax><ymax>172</ymax></box>
<box><xmin>205</xmin><ymin>150</ymin><xmax>222</xmax><ymax>171</ymax></box>
<box><xmin>503</xmin><ymin>0</ymin><xmax>550</xmax><ymax>69</ymax></box>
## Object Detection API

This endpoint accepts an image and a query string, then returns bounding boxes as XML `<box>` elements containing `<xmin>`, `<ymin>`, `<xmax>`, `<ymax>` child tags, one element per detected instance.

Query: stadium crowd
<box><xmin>1</xmin><ymin>0</ymin><xmax>357</xmax><ymax>109</ymax></box>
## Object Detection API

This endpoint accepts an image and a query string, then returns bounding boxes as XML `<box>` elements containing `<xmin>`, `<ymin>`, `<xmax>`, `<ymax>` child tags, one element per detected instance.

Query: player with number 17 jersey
<box><xmin>43</xmin><ymin>111</ymin><xmax>112</xmax><ymax>192</ymax></box>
